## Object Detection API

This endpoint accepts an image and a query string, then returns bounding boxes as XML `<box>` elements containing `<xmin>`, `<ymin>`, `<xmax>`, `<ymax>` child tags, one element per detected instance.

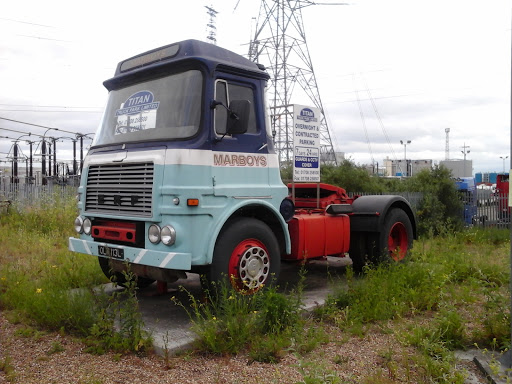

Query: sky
<box><xmin>0</xmin><ymin>0</ymin><xmax>510</xmax><ymax>175</ymax></box>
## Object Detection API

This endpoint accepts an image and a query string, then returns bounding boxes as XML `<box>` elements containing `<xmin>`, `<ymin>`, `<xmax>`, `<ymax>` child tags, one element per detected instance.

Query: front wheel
<box><xmin>207</xmin><ymin>218</ymin><xmax>281</xmax><ymax>294</ymax></box>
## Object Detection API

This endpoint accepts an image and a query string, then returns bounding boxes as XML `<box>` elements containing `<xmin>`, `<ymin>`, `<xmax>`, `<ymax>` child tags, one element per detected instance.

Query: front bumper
<box><xmin>68</xmin><ymin>237</ymin><xmax>192</xmax><ymax>270</ymax></box>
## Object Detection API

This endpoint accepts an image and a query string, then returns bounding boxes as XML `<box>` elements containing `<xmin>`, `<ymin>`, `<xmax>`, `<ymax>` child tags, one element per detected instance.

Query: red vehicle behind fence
<box><xmin>496</xmin><ymin>173</ymin><xmax>510</xmax><ymax>221</ymax></box>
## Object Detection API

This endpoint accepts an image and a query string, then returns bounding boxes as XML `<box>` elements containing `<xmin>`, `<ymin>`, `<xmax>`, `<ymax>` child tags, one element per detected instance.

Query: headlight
<box><xmin>74</xmin><ymin>216</ymin><xmax>84</xmax><ymax>234</ymax></box>
<box><xmin>83</xmin><ymin>218</ymin><xmax>92</xmax><ymax>235</ymax></box>
<box><xmin>148</xmin><ymin>224</ymin><xmax>161</xmax><ymax>244</ymax></box>
<box><xmin>161</xmin><ymin>225</ymin><xmax>176</xmax><ymax>246</ymax></box>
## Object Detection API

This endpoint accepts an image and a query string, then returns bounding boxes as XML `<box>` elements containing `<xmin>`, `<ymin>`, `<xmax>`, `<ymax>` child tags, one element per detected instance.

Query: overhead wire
<box><xmin>0</xmin><ymin>117</ymin><xmax>80</xmax><ymax>136</ymax></box>
<box><xmin>0</xmin><ymin>17</ymin><xmax>54</xmax><ymax>28</ymax></box>
<box><xmin>0</xmin><ymin>109</ymin><xmax>102</xmax><ymax>113</ymax></box>
<box><xmin>353</xmin><ymin>73</ymin><xmax>374</xmax><ymax>166</ymax></box>
<box><xmin>361</xmin><ymin>73</ymin><xmax>400</xmax><ymax>165</ymax></box>
<box><xmin>0</xmin><ymin>103</ymin><xmax>101</xmax><ymax>109</ymax></box>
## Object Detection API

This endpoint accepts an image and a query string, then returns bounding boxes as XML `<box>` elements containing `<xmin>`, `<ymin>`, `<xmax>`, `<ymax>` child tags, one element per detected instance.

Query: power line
<box><xmin>0</xmin><ymin>117</ymin><xmax>79</xmax><ymax>135</ymax></box>
<box><xmin>0</xmin><ymin>103</ymin><xmax>101</xmax><ymax>109</ymax></box>
<box><xmin>16</xmin><ymin>34</ymin><xmax>71</xmax><ymax>43</ymax></box>
<box><xmin>361</xmin><ymin>73</ymin><xmax>400</xmax><ymax>164</ymax></box>
<box><xmin>0</xmin><ymin>109</ymin><xmax>102</xmax><ymax>113</ymax></box>
<box><xmin>353</xmin><ymin>74</ymin><xmax>374</xmax><ymax>166</ymax></box>
<box><xmin>0</xmin><ymin>17</ymin><xmax>54</xmax><ymax>28</ymax></box>
<box><xmin>324</xmin><ymin>92</ymin><xmax>426</xmax><ymax>105</ymax></box>
<box><xmin>0</xmin><ymin>127</ymin><xmax>44</xmax><ymax>138</ymax></box>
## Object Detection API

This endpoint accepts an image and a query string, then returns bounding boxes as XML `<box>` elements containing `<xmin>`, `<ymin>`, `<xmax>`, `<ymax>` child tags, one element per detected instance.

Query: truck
<box><xmin>69</xmin><ymin>40</ymin><xmax>417</xmax><ymax>293</ymax></box>
<box><xmin>496</xmin><ymin>173</ymin><xmax>510</xmax><ymax>221</ymax></box>
<box><xmin>454</xmin><ymin>177</ymin><xmax>477</xmax><ymax>225</ymax></box>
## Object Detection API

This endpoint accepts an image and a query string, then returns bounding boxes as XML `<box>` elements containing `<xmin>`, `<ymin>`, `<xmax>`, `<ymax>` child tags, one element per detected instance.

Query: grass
<box><xmin>0</xmin><ymin>354</ymin><xmax>16</xmax><ymax>382</ymax></box>
<box><xmin>173</xmin><ymin>270</ymin><xmax>327</xmax><ymax>363</ymax></box>
<box><xmin>314</xmin><ymin>227</ymin><xmax>510</xmax><ymax>382</ymax></box>
<box><xmin>0</xmin><ymin>194</ymin><xmax>151</xmax><ymax>354</ymax></box>
<box><xmin>1</xmin><ymin>197</ymin><xmax>511</xmax><ymax>382</ymax></box>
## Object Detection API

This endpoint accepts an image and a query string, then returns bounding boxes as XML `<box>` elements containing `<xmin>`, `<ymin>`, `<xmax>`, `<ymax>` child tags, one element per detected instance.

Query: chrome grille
<box><xmin>85</xmin><ymin>162</ymin><xmax>154</xmax><ymax>217</ymax></box>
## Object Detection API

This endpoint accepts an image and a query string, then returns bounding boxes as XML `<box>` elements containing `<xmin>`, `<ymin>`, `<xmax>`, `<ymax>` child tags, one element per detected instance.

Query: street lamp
<box><xmin>500</xmin><ymin>156</ymin><xmax>509</xmax><ymax>173</ymax></box>
<box><xmin>400</xmin><ymin>140</ymin><xmax>411</xmax><ymax>176</ymax></box>
<box><xmin>461</xmin><ymin>143</ymin><xmax>470</xmax><ymax>177</ymax></box>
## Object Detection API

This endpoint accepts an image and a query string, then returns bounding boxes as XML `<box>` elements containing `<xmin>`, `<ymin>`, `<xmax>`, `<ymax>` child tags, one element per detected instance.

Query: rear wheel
<box><xmin>98</xmin><ymin>257</ymin><xmax>155</xmax><ymax>288</ymax></box>
<box><xmin>349</xmin><ymin>232</ymin><xmax>368</xmax><ymax>273</ymax></box>
<box><xmin>351</xmin><ymin>208</ymin><xmax>413</xmax><ymax>272</ymax></box>
<box><xmin>207</xmin><ymin>217</ymin><xmax>280</xmax><ymax>294</ymax></box>
<box><xmin>375</xmin><ymin>208</ymin><xmax>413</xmax><ymax>263</ymax></box>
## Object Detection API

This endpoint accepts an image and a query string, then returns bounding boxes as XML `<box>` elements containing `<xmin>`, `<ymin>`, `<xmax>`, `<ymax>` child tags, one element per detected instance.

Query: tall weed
<box><xmin>85</xmin><ymin>270</ymin><xmax>152</xmax><ymax>355</ymax></box>
<box><xmin>177</xmin><ymin>271</ymin><xmax>323</xmax><ymax>362</ymax></box>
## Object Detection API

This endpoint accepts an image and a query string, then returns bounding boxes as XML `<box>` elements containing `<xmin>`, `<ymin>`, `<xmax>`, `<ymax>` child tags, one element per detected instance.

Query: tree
<box><xmin>320</xmin><ymin>161</ymin><xmax>385</xmax><ymax>193</ymax></box>
<box><xmin>404</xmin><ymin>165</ymin><xmax>463</xmax><ymax>235</ymax></box>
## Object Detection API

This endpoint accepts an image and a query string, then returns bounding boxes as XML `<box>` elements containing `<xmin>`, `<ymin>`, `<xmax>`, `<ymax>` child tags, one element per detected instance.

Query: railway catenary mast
<box><xmin>248</xmin><ymin>0</ymin><xmax>339</xmax><ymax>167</ymax></box>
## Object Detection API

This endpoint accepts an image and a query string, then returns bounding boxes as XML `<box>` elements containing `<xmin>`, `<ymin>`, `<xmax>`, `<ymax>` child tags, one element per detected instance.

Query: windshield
<box><xmin>92</xmin><ymin>70</ymin><xmax>203</xmax><ymax>147</ymax></box>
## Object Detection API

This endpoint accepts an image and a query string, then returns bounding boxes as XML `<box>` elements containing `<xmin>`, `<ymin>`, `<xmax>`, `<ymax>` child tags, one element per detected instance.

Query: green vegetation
<box><xmin>84</xmin><ymin>269</ymin><xmax>152</xmax><ymax>354</ymax></box>
<box><xmin>284</xmin><ymin>161</ymin><xmax>463</xmax><ymax>236</ymax></box>
<box><xmin>316</xmin><ymin>227</ymin><xmax>510</xmax><ymax>382</ymax></box>
<box><xmin>174</xmin><ymin>270</ymin><xmax>327</xmax><ymax>363</ymax></box>
<box><xmin>405</xmin><ymin>166</ymin><xmax>463</xmax><ymax>236</ymax></box>
<box><xmin>0</xmin><ymin>354</ymin><xmax>16</xmax><ymax>382</ymax></box>
<box><xmin>0</xmin><ymin>187</ymin><xmax>510</xmax><ymax>382</ymax></box>
<box><xmin>170</xmin><ymin>227</ymin><xmax>509</xmax><ymax>382</ymax></box>
<box><xmin>0</xmin><ymin>194</ymin><xmax>151</xmax><ymax>355</ymax></box>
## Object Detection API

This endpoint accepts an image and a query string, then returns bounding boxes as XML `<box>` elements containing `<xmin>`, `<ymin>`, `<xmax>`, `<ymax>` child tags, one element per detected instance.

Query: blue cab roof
<box><xmin>104</xmin><ymin>39</ymin><xmax>268</xmax><ymax>90</ymax></box>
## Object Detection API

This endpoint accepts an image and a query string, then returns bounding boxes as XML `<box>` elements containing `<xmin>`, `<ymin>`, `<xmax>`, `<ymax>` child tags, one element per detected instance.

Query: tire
<box><xmin>98</xmin><ymin>257</ymin><xmax>155</xmax><ymax>289</ymax></box>
<box><xmin>373</xmin><ymin>208</ymin><xmax>413</xmax><ymax>263</ymax></box>
<box><xmin>207</xmin><ymin>217</ymin><xmax>281</xmax><ymax>294</ymax></box>
<box><xmin>349</xmin><ymin>232</ymin><xmax>368</xmax><ymax>273</ymax></box>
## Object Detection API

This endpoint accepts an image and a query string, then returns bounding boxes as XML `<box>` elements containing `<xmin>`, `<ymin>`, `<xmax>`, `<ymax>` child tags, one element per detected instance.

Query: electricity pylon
<box><xmin>248</xmin><ymin>0</ymin><xmax>339</xmax><ymax>166</ymax></box>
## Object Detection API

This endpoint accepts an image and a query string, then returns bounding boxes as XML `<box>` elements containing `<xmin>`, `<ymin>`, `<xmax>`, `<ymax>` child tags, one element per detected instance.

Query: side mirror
<box><xmin>226</xmin><ymin>100</ymin><xmax>250</xmax><ymax>135</ymax></box>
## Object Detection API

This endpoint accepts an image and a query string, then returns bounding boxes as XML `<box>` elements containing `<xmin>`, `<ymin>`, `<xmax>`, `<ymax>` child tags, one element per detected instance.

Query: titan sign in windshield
<box><xmin>92</xmin><ymin>70</ymin><xmax>202</xmax><ymax>147</ymax></box>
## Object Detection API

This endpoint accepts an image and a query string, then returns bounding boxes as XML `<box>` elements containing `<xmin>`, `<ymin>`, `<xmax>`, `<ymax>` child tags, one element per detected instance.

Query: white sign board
<box><xmin>293</xmin><ymin>104</ymin><xmax>321</xmax><ymax>182</ymax></box>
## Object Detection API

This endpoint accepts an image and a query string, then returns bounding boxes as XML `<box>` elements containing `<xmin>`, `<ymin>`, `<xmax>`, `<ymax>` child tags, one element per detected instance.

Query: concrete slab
<box><xmin>455</xmin><ymin>350</ymin><xmax>491</xmax><ymax>384</ymax></box>
<box><xmin>473</xmin><ymin>349</ymin><xmax>512</xmax><ymax>384</ymax></box>
<box><xmin>134</xmin><ymin>256</ymin><xmax>352</xmax><ymax>355</ymax></box>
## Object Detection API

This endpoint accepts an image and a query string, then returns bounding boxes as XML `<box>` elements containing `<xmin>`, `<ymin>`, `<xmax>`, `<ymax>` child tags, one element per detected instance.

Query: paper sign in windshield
<box><xmin>115</xmin><ymin>91</ymin><xmax>159</xmax><ymax>134</ymax></box>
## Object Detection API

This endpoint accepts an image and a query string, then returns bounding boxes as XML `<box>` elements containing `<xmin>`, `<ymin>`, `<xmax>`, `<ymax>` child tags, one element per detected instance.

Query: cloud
<box><xmin>0</xmin><ymin>0</ymin><xmax>509</xmax><ymax>175</ymax></box>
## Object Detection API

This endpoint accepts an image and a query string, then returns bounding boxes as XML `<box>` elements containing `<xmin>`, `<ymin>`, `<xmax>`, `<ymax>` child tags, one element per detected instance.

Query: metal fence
<box><xmin>0</xmin><ymin>178</ymin><xmax>78</xmax><ymax>209</ymax></box>
<box><xmin>473</xmin><ymin>190</ymin><xmax>510</xmax><ymax>228</ymax></box>
<box><xmin>0</xmin><ymin>180</ymin><xmax>508</xmax><ymax>229</ymax></box>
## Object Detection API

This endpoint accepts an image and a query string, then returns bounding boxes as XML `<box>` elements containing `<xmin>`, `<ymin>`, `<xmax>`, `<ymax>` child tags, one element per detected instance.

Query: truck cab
<box><xmin>70</xmin><ymin>40</ymin><xmax>290</xmax><ymax>291</ymax></box>
<box><xmin>69</xmin><ymin>40</ymin><xmax>416</xmax><ymax>293</ymax></box>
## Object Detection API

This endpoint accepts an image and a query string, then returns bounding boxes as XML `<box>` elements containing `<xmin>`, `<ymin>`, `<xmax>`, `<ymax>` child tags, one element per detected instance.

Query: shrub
<box><xmin>403</xmin><ymin>165</ymin><xmax>463</xmax><ymax>236</ymax></box>
<box><xmin>320</xmin><ymin>161</ymin><xmax>385</xmax><ymax>193</ymax></box>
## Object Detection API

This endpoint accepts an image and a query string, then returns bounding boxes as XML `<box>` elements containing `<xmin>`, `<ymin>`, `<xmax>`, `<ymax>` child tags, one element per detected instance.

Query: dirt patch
<box><xmin>0</xmin><ymin>313</ymin><xmax>489</xmax><ymax>384</ymax></box>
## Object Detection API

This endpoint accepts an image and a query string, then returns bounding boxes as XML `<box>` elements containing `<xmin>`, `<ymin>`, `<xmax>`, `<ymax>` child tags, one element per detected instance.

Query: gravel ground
<box><xmin>0</xmin><ymin>313</ymin><xmax>490</xmax><ymax>384</ymax></box>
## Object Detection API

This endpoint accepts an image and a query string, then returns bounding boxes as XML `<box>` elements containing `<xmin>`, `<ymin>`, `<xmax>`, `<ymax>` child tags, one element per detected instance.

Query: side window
<box><xmin>214</xmin><ymin>80</ymin><xmax>257</xmax><ymax>135</ymax></box>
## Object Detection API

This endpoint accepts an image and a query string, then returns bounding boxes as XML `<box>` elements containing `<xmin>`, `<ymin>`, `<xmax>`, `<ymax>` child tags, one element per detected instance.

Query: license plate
<box><xmin>98</xmin><ymin>245</ymin><xmax>124</xmax><ymax>260</ymax></box>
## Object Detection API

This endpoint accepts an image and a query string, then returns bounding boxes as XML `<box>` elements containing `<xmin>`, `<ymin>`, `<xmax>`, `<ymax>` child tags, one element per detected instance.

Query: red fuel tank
<box><xmin>286</xmin><ymin>212</ymin><xmax>350</xmax><ymax>260</ymax></box>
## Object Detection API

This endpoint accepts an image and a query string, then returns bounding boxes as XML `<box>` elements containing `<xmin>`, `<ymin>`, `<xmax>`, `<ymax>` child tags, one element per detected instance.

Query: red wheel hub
<box><xmin>228</xmin><ymin>239</ymin><xmax>270</xmax><ymax>293</ymax></box>
<box><xmin>388</xmin><ymin>222</ymin><xmax>408</xmax><ymax>261</ymax></box>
